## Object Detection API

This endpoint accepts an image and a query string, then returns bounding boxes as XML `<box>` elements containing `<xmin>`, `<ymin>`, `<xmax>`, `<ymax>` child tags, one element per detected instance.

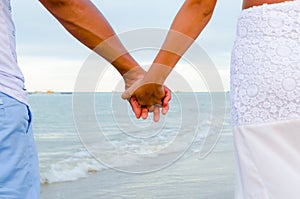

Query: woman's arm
<box><xmin>123</xmin><ymin>0</ymin><xmax>217</xmax><ymax>105</ymax></box>
<box><xmin>146</xmin><ymin>0</ymin><xmax>217</xmax><ymax>84</ymax></box>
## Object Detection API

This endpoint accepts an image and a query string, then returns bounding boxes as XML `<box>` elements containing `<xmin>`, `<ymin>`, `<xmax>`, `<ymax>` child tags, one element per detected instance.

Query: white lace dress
<box><xmin>230</xmin><ymin>1</ymin><xmax>300</xmax><ymax>198</ymax></box>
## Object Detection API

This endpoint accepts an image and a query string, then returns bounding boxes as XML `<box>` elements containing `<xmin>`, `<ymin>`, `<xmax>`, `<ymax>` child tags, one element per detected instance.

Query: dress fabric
<box><xmin>230</xmin><ymin>1</ymin><xmax>300</xmax><ymax>198</ymax></box>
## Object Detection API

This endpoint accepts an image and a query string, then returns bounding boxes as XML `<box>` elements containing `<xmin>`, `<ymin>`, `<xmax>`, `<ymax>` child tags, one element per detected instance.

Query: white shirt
<box><xmin>0</xmin><ymin>0</ymin><xmax>27</xmax><ymax>105</ymax></box>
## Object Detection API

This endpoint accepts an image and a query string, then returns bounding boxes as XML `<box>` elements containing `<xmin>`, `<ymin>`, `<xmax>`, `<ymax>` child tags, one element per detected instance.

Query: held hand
<box><xmin>150</xmin><ymin>86</ymin><xmax>171</xmax><ymax>122</ymax></box>
<box><xmin>122</xmin><ymin>80</ymin><xmax>171</xmax><ymax>122</ymax></box>
<box><xmin>130</xmin><ymin>82</ymin><xmax>165</xmax><ymax>106</ymax></box>
<box><xmin>122</xmin><ymin>67</ymin><xmax>147</xmax><ymax>118</ymax></box>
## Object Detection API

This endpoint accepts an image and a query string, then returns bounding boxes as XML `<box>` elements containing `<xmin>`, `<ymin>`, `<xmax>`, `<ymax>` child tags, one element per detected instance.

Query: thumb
<box><xmin>121</xmin><ymin>79</ymin><xmax>143</xmax><ymax>100</ymax></box>
<box><xmin>121</xmin><ymin>90</ymin><xmax>131</xmax><ymax>100</ymax></box>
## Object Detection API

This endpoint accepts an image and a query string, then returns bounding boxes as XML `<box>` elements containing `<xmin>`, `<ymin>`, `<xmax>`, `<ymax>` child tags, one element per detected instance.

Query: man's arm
<box><xmin>123</xmin><ymin>0</ymin><xmax>217</xmax><ymax>105</ymax></box>
<box><xmin>39</xmin><ymin>0</ymin><xmax>147</xmax><ymax>118</ymax></box>
<box><xmin>39</xmin><ymin>0</ymin><xmax>171</xmax><ymax>120</ymax></box>
<box><xmin>39</xmin><ymin>0</ymin><xmax>139</xmax><ymax>76</ymax></box>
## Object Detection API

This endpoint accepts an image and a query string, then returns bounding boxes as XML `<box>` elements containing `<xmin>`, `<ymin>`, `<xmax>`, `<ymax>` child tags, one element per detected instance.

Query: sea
<box><xmin>29</xmin><ymin>92</ymin><xmax>235</xmax><ymax>199</ymax></box>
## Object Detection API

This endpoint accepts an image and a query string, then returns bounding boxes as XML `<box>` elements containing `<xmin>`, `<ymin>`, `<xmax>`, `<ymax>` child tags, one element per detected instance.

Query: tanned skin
<box><xmin>242</xmin><ymin>0</ymin><xmax>294</xmax><ymax>9</ymax></box>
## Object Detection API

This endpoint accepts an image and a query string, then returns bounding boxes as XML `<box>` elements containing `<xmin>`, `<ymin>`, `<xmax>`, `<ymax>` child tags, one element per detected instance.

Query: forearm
<box><xmin>146</xmin><ymin>0</ymin><xmax>217</xmax><ymax>84</ymax></box>
<box><xmin>39</xmin><ymin>0</ymin><xmax>139</xmax><ymax>75</ymax></box>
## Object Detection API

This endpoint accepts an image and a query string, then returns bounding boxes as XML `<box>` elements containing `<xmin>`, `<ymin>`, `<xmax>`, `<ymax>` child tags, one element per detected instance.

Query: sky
<box><xmin>11</xmin><ymin>0</ymin><xmax>242</xmax><ymax>92</ymax></box>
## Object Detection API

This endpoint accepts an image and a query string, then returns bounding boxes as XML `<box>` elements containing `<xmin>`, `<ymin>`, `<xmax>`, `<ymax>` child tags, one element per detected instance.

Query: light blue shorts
<box><xmin>0</xmin><ymin>92</ymin><xmax>40</xmax><ymax>199</ymax></box>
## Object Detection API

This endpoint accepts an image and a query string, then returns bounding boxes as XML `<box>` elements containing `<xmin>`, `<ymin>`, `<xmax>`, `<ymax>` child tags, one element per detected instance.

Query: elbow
<box><xmin>187</xmin><ymin>0</ymin><xmax>217</xmax><ymax>17</ymax></box>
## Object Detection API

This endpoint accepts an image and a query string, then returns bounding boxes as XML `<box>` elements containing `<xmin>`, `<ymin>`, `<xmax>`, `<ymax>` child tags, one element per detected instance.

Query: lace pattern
<box><xmin>230</xmin><ymin>1</ymin><xmax>300</xmax><ymax>126</ymax></box>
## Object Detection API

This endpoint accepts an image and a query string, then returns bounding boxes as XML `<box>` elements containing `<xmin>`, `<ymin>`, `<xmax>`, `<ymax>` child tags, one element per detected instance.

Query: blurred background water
<box><xmin>29</xmin><ymin>92</ymin><xmax>235</xmax><ymax>199</ymax></box>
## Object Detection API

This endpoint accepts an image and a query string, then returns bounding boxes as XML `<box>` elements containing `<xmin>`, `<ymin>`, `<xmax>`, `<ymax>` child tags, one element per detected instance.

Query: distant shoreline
<box><xmin>28</xmin><ymin>91</ymin><xmax>230</xmax><ymax>95</ymax></box>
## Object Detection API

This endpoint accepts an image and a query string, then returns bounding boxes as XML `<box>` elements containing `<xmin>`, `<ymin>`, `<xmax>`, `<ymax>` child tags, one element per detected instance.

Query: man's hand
<box><xmin>122</xmin><ymin>66</ymin><xmax>145</xmax><ymax>90</ymax></box>
<box><xmin>122</xmin><ymin>66</ymin><xmax>146</xmax><ymax>119</ymax></box>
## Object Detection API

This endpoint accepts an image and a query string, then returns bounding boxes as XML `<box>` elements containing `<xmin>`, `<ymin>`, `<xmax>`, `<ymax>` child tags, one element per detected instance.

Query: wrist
<box><xmin>122</xmin><ymin>66</ymin><xmax>146</xmax><ymax>89</ymax></box>
<box><xmin>122</xmin><ymin>66</ymin><xmax>145</xmax><ymax>78</ymax></box>
<box><xmin>143</xmin><ymin>63</ymin><xmax>172</xmax><ymax>85</ymax></box>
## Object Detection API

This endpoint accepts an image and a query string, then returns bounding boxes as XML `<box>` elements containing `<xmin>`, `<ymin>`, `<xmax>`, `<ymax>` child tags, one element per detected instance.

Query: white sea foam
<box><xmin>39</xmin><ymin>120</ymin><xmax>224</xmax><ymax>184</ymax></box>
<box><xmin>40</xmin><ymin>151</ymin><xmax>106</xmax><ymax>184</ymax></box>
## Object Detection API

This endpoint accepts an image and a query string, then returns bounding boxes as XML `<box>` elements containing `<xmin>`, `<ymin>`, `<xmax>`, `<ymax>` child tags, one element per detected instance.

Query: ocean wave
<box><xmin>40</xmin><ymin>151</ymin><xmax>106</xmax><ymax>184</ymax></box>
<box><xmin>40</xmin><ymin>121</ymin><xmax>224</xmax><ymax>184</ymax></box>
